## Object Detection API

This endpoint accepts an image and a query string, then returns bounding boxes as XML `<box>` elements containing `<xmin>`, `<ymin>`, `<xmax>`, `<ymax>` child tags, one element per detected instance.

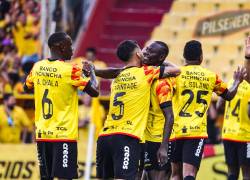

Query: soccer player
<box><xmin>94</xmin><ymin>40</ymin><xmax>180</xmax><ymax>180</ymax></box>
<box><xmin>170</xmin><ymin>40</ymin><xmax>246</xmax><ymax>180</ymax></box>
<box><xmin>24</xmin><ymin>32</ymin><xmax>99</xmax><ymax>180</ymax></box>
<box><xmin>217</xmin><ymin>37</ymin><xmax>250</xmax><ymax>180</ymax></box>
<box><xmin>142</xmin><ymin>41</ymin><xmax>174</xmax><ymax>180</ymax></box>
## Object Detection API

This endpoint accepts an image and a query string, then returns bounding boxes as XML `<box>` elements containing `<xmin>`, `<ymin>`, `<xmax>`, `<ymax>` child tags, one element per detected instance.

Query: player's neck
<box><xmin>50</xmin><ymin>52</ymin><xmax>63</xmax><ymax>61</ymax></box>
<box><xmin>184</xmin><ymin>60</ymin><xmax>201</xmax><ymax>66</ymax></box>
<box><xmin>125</xmin><ymin>58</ymin><xmax>141</xmax><ymax>68</ymax></box>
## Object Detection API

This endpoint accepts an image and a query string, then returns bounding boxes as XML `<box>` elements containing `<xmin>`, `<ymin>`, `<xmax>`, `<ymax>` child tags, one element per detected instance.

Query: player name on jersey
<box><xmin>182</xmin><ymin>71</ymin><xmax>210</xmax><ymax>89</ymax></box>
<box><xmin>113</xmin><ymin>72</ymin><xmax>138</xmax><ymax>91</ymax></box>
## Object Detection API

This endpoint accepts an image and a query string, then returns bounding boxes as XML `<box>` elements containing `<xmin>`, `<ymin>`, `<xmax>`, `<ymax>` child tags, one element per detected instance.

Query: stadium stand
<box><xmin>76</xmin><ymin>0</ymin><xmax>173</xmax><ymax>67</ymax></box>
<box><xmin>150</xmin><ymin>0</ymin><xmax>250</xmax><ymax>81</ymax></box>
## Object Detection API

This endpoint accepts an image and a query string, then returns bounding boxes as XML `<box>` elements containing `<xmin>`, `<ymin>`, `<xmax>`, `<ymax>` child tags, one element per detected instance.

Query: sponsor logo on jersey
<box><xmin>123</xmin><ymin>146</ymin><xmax>130</xmax><ymax>170</ymax></box>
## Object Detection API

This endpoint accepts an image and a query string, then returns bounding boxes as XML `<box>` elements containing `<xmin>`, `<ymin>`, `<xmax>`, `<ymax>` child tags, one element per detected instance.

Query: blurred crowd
<box><xmin>0</xmin><ymin>0</ymin><xmax>41</xmax><ymax>95</ymax></box>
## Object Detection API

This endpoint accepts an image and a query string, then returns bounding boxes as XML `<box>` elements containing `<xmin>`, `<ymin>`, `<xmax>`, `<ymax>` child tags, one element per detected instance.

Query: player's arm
<box><xmin>157</xmin><ymin>105</ymin><xmax>174</xmax><ymax>166</ymax></box>
<box><xmin>155</xmin><ymin>79</ymin><xmax>174</xmax><ymax>165</ymax></box>
<box><xmin>95</xmin><ymin>68</ymin><xmax>123</xmax><ymax>79</ymax></box>
<box><xmin>214</xmin><ymin>66</ymin><xmax>246</xmax><ymax>101</ymax></box>
<box><xmin>82</xmin><ymin>61</ymin><xmax>122</xmax><ymax>79</ymax></box>
<box><xmin>84</xmin><ymin>65</ymin><xmax>99</xmax><ymax>97</ymax></box>
<box><xmin>222</xmin><ymin>36</ymin><xmax>250</xmax><ymax>100</ymax></box>
<box><xmin>72</xmin><ymin>63</ymin><xmax>99</xmax><ymax>97</ymax></box>
<box><xmin>216</xmin><ymin>97</ymin><xmax>226</xmax><ymax>114</ymax></box>
<box><xmin>160</xmin><ymin>61</ymin><xmax>181</xmax><ymax>78</ymax></box>
<box><xmin>23</xmin><ymin>68</ymin><xmax>35</xmax><ymax>93</ymax></box>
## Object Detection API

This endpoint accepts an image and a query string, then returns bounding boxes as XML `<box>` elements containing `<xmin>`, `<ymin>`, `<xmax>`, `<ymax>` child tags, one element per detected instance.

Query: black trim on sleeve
<box><xmin>219</xmin><ymin>88</ymin><xmax>228</xmax><ymax>99</ymax></box>
<box><xmin>159</xmin><ymin>66</ymin><xmax>165</xmax><ymax>78</ymax></box>
<box><xmin>83</xmin><ymin>81</ymin><xmax>92</xmax><ymax>91</ymax></box>
<box><xmin>245</xmin><ymin>56</ymin><xmax>250</xmax><ymax>60</ymax></box>
<box><xmin>160</xmin><ymin>101</ymin><xmax>172</xmax><ymax>109</ymax></box>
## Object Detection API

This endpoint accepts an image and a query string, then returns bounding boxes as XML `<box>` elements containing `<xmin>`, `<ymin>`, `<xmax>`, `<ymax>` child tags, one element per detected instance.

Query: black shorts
<box><xmin>37</xmin><ymin>141</ymin><xmax>78</xmax><ymax>179</ymax></box>
<box><xmin>144</xmin><ymin>141</ymin><xmax>171</xmax><ymax>171</ymax></box>
<box><xmin>139</xmin><ymin>143</ymin><xmax>145</xmax><ymax>172</ymax></box>
<box><xmin>223</xmin><ymin>140</ymin><xmax>250</xmax><ymax>166</ymax></box>
<box><xmin>170</xmin><ymin>138</ymin><xmax>205</xmax><ymax>169</ymax></box>
<box><xmin>96</xmin><ymin>134</ymin><xmax>141</xmax><ymax>179</ymax></box>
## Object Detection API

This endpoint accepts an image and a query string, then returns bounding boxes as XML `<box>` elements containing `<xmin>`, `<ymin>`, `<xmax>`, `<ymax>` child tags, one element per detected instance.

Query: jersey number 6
<box><xmin>112</xmin><ymin>92</ymin><xmax>126</xmax><ymax>120</ymax></box>
<box><xmin>42</xmin><ymin>89</ymin><xmax>53</xmax><ymax>119</ymax></box>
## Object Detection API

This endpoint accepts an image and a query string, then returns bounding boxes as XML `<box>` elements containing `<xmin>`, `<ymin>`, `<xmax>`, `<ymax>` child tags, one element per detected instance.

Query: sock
<box><xmin>184</xmin><ymin>176</ymin><xmax>195</xmax><ymax>180</ymax></box>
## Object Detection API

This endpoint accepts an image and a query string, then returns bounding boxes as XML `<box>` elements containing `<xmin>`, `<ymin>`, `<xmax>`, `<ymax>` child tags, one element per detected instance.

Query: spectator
<box><xmin>0</xmin><ymin>93</ymin><xmax>32</xmax><ymax>143</ymax></box>
<box><xmin>73</xmin><ymin>47</ymin><xmax>107</xmax><ymax>69</ymax></box>
<box><xmin>0</xmin><ymin>0</ymin><xmax>41</xmax><ymax>95</ymax></box>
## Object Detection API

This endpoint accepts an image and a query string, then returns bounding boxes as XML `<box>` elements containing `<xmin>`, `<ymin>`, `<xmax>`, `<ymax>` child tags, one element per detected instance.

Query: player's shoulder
<box><xmin>199</xmin><ymin>66</ymin><xmax>217</xmax><ymax>77</ymax></box>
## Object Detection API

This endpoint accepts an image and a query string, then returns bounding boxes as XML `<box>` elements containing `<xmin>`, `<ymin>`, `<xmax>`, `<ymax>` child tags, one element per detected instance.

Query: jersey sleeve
<box><xmin>213</xmin><ymin>74</ymin><xmax>228</xmax><ymax>97</ymax></box>
<box><xmin>71</xmin><ymin>64</ymin><xmax>90</xmax><ymax>91</ymax></box>
<box><xmin>25</xmin><ymin>68</ymin><xmax>34</xmax><ymax>89</ymax></box>
<box><xmin>156</xmin><ymin>79</ymin><xmax>173</xmax><ymax>109</ymax></box>
<box><xmin>143</xmin><ymin>65</ymin><xmax>163</xmax><ymax>84</ymax></box>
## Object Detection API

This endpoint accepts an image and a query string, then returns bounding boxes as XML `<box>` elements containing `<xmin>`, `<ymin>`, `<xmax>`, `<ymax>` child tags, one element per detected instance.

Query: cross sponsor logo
<box><xmin>195</xmin><ymin>139</ymin><xmax>204</xmax><ymax>157</ymax></box>
<box><xmin>63</xmin><ymin>143</ymin><xmax>69</xmax><ymax>168</ymax></box>
<box><xmin>247</xmin><ymin>143</ymin><xmax>250</xmax><ymax>158</ymax></box>
<box><xmin>122</xmin><ymin>146</ymin><xmax>130</xmax><ymax>170</ymax></box>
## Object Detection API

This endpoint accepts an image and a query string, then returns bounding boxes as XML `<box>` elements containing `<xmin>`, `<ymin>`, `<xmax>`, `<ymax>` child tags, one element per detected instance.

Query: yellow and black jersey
<box><xmin>99</xmin><ymin>66</ymin><xmax>162</xmax><ymax>140</ymax></box>
<box><xmin>145</xmin><ymin>78</ymin><xmax>175</xmax><ymax>142</ymax></box>
<box><xmin>223</xmin><ymin>80</ymin><xmax>250</xmax><ymax>142</ymax></box>
<box><xmin>170</xmin><ymin>65</ymin><xmax>228</xmax><ymax>140</ymax></box>
<box><xmin>25</xmin><ymin>59</ymin><xmax>90</xmax><ymax>141</ymax></box>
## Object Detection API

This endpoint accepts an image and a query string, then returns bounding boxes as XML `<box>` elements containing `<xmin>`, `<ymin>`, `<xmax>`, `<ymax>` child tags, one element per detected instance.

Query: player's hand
<box><xmin>82</xmin><ymin>61</ymin><xmax>94</xmax><ymax>77</ymax></box>
<box><xmin>157</xmin><ymin>143</ymin><xmax>169</xmax><ymax>166</ymax></box>
<box><xmin>233</xmin><ymin>66</ymin><xmax>247</xmax><ymax>84</ymax></box>
<box><xmin>245</xmin><ymin>36</ymin><xmax>250</xmax><ymax>57</ymax></box>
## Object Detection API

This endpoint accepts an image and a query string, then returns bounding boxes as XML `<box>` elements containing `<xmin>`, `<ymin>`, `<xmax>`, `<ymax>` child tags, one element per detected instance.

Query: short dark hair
<box><xmin>116</xmin><ymin>40</ymin><xmax>139</xmax><ymax>62</ymax></box>
<box><xmin>183</xmin><ymin>40</ymin><xmax>202</xmax><ymax>61</ymax></box>
<box><xmin>155</xmin><ymin>41</ymin><xmax>169</xmax><ymax>59</ymax></box>
<box><xmin>48</xmin><ymin>32</ymin><xmax>68</xmax><ymax>48</ymax></box>
<box><xmin>3</xmin><ymin>93</ymin><xmax>13</xmax><ymax>101</ymax></box>
<box><xmin>86</xmin><ymin>47</ymin><xmax>97</xmax><ymax>55</ymax></box>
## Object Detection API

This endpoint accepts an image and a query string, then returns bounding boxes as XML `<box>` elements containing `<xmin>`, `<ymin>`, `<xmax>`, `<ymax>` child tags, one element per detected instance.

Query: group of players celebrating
<box><xmin>24</xmin><ymin>32</ymin><xmax>249</xmax><ymax>180</ymax></box>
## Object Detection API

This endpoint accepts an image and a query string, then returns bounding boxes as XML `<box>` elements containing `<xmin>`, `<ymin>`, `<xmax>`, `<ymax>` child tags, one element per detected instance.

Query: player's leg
<box><xmin>239</xmin><ymin>142</ymin><xmax>250</xmax><ymax>180</ymax></box>
<box><xmin>51</xmin><ymin>142</ymin><xmax>78</xmax><ymax>179</ymax></box>
<box><xmin>170</xmin><ymin>140</ymin><xmax>183</xmax><ymax>180</ymax></box>
<box><xmin>37</xmin><ymin>142</ymin><xmax>54</xmax><ymax>180</ymax></box>
<box><xmin>96</xmin><ymin>136</ymin><xmax>114</xmax><ymax>179</ymax></box>
<box><xmin>144</xmin><ymin>141</ymin><xmax>171</xmax><ymax>180</ymax></box>
<box><xmin>182</xmin><ymin>139</ymin><xmax>205</xmax><ymax>179</ymax></box>
<box><xmin>113</xmin><ymin>135</ymin><xmax>141</xmax><ymax>180</ymax></box>
<box><xmin>171</xmin><ymin>162</ymin><xmax>182</xmax><ymax>180</ymax></box>
<box><xmin>136</xmin><ymin>143</ymin><xmax>145</xmax><ymax>180</ymax></box>
<box><xmin>223</xmin><ymin>140</ymin><xmax>240</xmax><ymax>180</ymax></box>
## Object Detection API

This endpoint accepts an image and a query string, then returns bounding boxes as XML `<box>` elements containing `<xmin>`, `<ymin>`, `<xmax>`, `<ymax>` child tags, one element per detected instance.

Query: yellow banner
<box><xmin>0</xmin><ymin>142</ymin><xmax>96</xmax><ymax>180</ymax></box>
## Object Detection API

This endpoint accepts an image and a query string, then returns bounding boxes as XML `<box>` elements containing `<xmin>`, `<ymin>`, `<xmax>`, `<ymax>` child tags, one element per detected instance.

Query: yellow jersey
<box><xmin>170</xmin><ymin>65</ymin><xmax>228</xmax><ymax>140</ymax></box>
<box><xmin>25</xmin><ymin>59</ymin><xmax>90</xmax><ymax>142</ymax></box>
<box><xmin>222</xmin><ymin>80</ymin><xmax>250</xmax><ymax>142</ymax></box>
<box><xmin>145</xmin><ymin>78</ymin><xmax>175</xmax><ymax>142</ymax></box>
<box><xmin>0</xmin><ymin>105</ymin><xmax>32</xmax><ymax>143</ymax></box>
<box><xmin>99</xmin><ymin>66</ymin><xmax>162</xmax><ymax>140</ymax></box>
